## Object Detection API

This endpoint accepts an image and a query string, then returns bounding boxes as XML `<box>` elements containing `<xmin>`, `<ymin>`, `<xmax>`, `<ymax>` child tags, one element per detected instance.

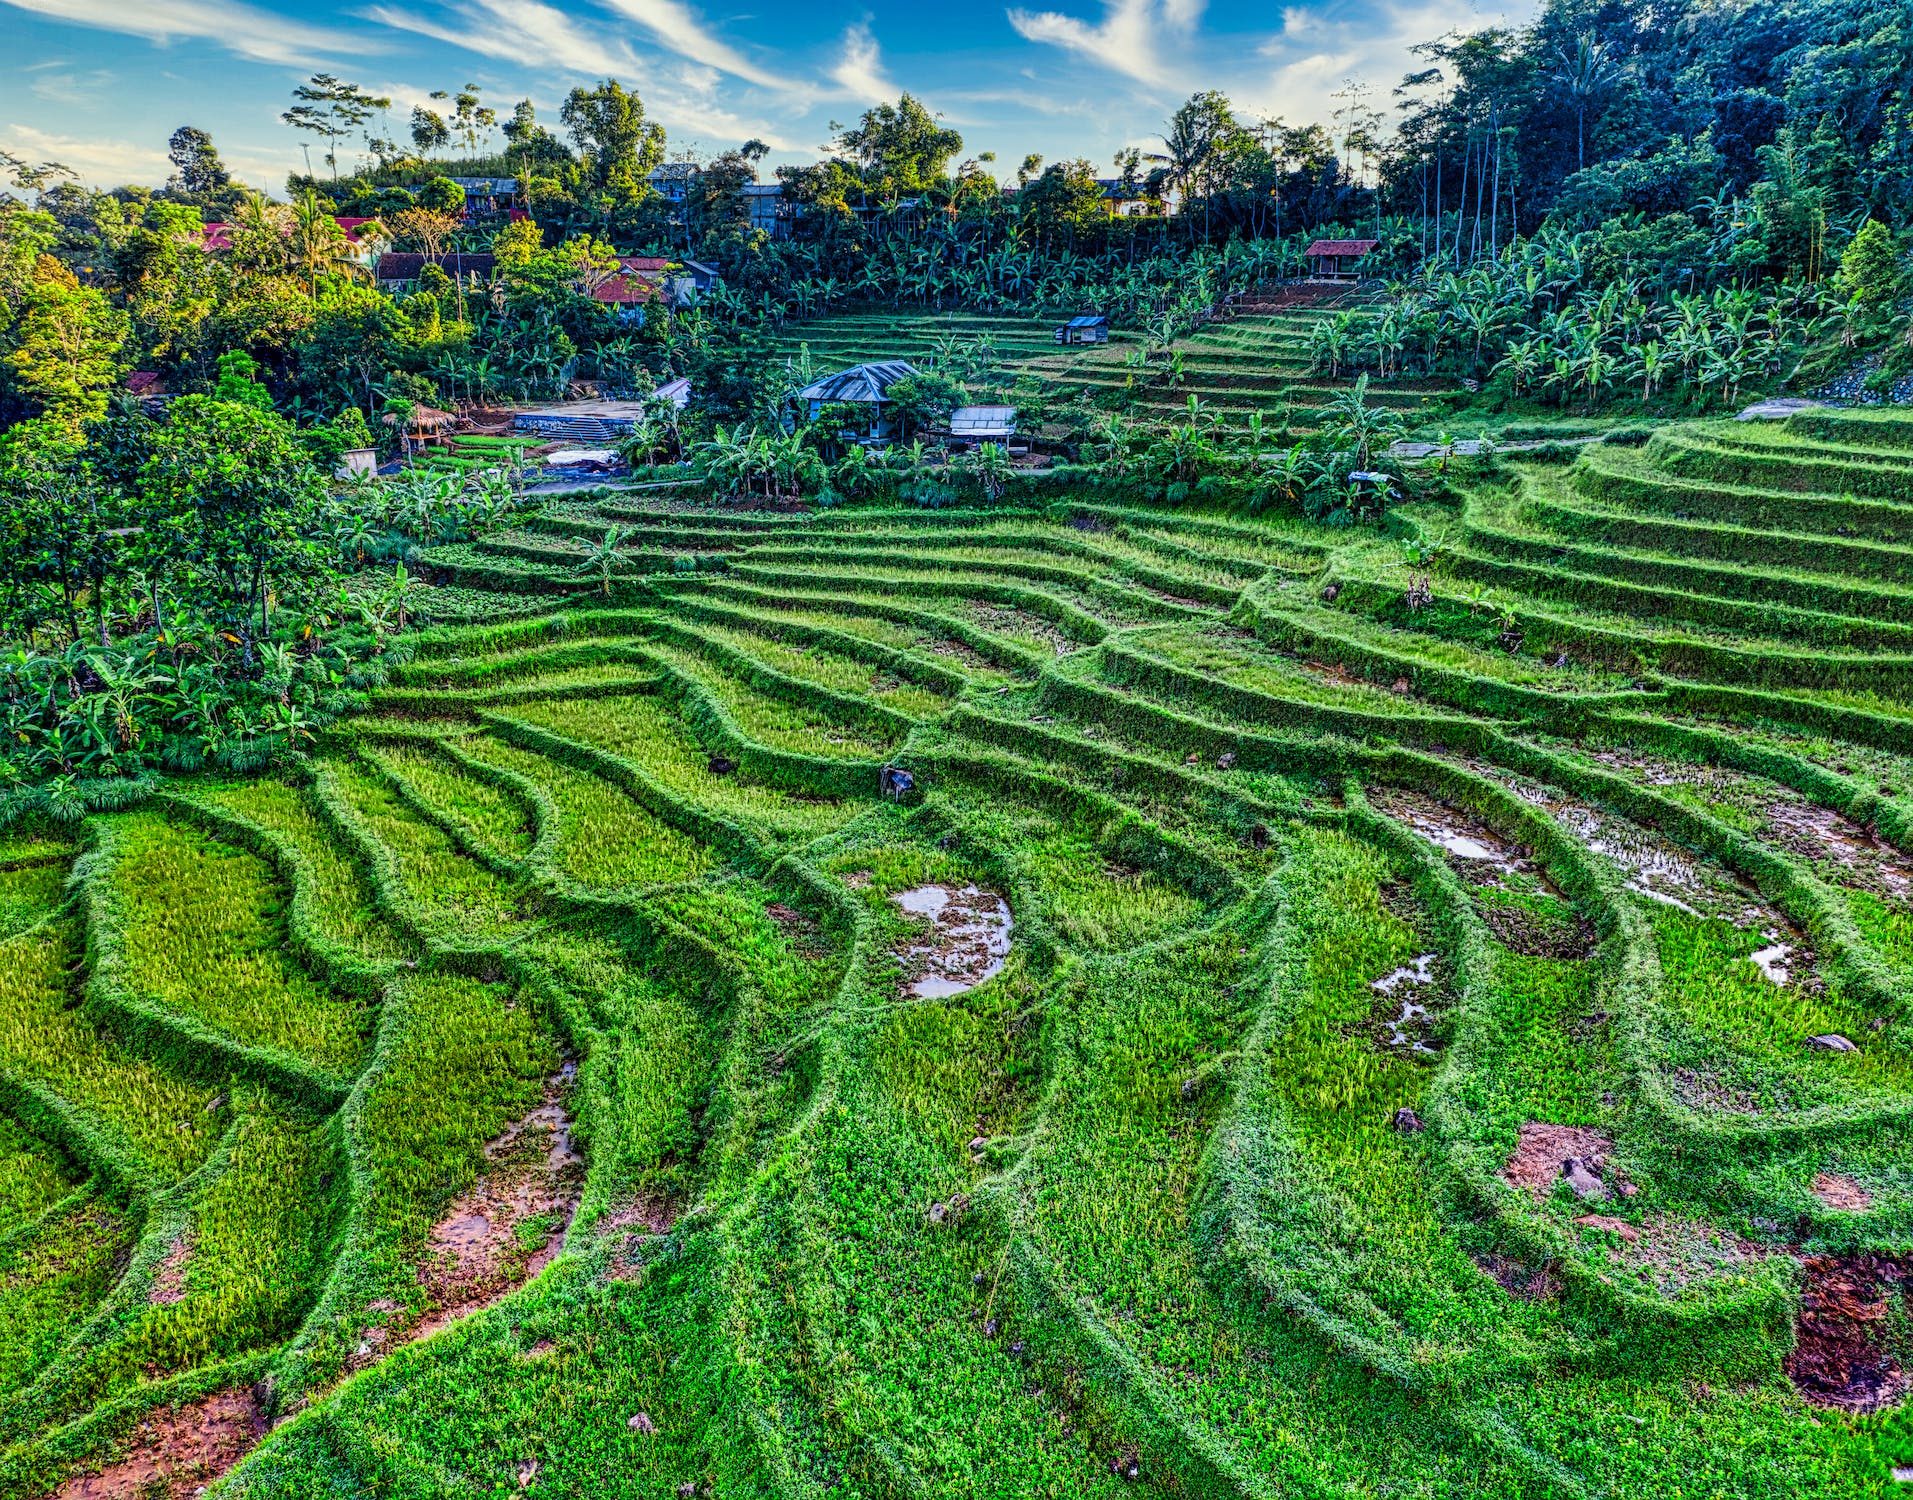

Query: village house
<box><xmin>742</xmin><ymin>182</ymin><xmax>793</xmax><ymax>239</ymax></box>
<box><xmin>589</xmin><ymin>256</ymin><xmax>669</xmax><ymax>321</ymax></box>
<box><xmin>647</xmin><ymin>162</ymin><xmax>703</xmax><ymax>202</ymax></box>
<box><xmin>1095</xmin><ymin>180</ymin><xmax>1154</xmax><ymax>217</ymax></box>
<box><xmin>946</xmin><ymin>405</ymin><xmax>1025</xmax><ymax>453</ymax></box>
<box><xmin>446</xmin><ymin>177</ymin><xmax>523</xmax><ymax>219</ymax></box>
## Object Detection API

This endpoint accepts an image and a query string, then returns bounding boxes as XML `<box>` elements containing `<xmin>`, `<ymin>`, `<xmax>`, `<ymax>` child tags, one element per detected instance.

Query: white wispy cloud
<box><xmin>27</xmin><ymin>67</ymin><xmax>116</xmax><ymax>107</ymax></box>
<box><xmin>1246</xmin><ymin>0</ymin><xmax>1528</xmax><ymax>126</ymax></box>
<box><xmin>1</xmin><ymin>122</ymin><xmax>169</xmax><ymax>184</ymax></box>
<box><xmin>941</xmin><ymin>86</ymin><xmax>1105</xmax><ymax>120</ymax></box>
<box><xmin>645</xmin><ymin>62</ymin><xmax>798</xmax><ymax>148</ymax></box>
<box><xmin>360</xmin><ymin>1</ymin><xmax>799</xmax><ymax>148</ymax></box>
<box><xmin>830</xmin><ymin>22</ymin><xmax>895</xmax><ymax>104</ymax></box>
<box><xmin>595</xmin><ymin>0</ymin><xmax>790</xmax><ymax>90</ymax></box>
<box><xmin>0</xmin><ymin>0</ymin><xmax>363</xmax><ymax>66</ymax></box>
<box><xmin>1005</xmin><ymin>0</ymin><xmax>1187</xmax><ymax>88</ymax></box>
<box><xmin>361</xmin><ymin>0</ymin><xmax>644</xmax><ymax>77</ymax></box>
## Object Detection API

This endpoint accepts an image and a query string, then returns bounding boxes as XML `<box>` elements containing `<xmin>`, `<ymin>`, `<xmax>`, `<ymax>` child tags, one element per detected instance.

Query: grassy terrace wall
<box><xmin>3</xmin><ymin>407</ymin><xmax>1913</xmax><ymax>1499</ymax></box>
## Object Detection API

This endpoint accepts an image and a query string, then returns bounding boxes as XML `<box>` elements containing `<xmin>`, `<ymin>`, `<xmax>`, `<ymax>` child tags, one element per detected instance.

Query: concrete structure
<box><xmin>512</xmin><ymin>398</ymin><xmax>656</xmax><ymax>443</ymax></box>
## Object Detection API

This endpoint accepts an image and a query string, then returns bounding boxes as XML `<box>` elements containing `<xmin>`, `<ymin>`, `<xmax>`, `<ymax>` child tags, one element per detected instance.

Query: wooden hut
<box><xmin>1053</xmin><ymin>314</ymin><xmax>1110</xmax><ymax>345</ymax></box>
<box><xmin>1302</xmin><ymin>239</ymin><xmax>1379</xmax><ymax>282</ymax></box>
<box><xmin>383</xmin><ymin>403</ymin><xmax>457</xmax><ymax>456</ymax></box>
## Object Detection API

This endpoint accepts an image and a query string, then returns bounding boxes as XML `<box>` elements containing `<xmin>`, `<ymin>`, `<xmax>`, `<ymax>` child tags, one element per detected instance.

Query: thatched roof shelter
<box><xmin>382</xmin><ymin>404</ymin><xmax>456</xmax><ymax>430</ymax></box>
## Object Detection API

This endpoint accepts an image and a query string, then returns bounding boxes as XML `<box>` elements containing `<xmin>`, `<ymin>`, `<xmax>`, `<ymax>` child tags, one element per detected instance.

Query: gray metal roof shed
<box><xmin>949</xmin><ymin>406</ymin><xmax>1018</xmax><ymax>438</ymax></box>
<box><xmin>796</xmin><ymin>361</ymin><xmax>920</xmax><ymax>405</ymax></box>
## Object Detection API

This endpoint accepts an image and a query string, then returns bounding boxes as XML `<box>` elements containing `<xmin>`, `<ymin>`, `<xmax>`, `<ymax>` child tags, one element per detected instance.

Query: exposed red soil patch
<box><xmin>1786</xmin><ymin>1255</ymin><xmax>1909</xmax><ymax>1413</ymax></box>
<box><xmin>148</xmin><ymin>1235</ymin><xmax>191</xmax><ymax>1306</ymax></box>
<box><xmin>1813</xmin><ymin>1173</ymin><xmax>1875</xmax><ymax>1213</ymax></box>
<box><xmin>1501</xmin><ymin>1122</ymin><xmax>1614</xmax><ymax>1196</ymax></box>
<box><xmin>410</xmin><ymin>1076</ymin><xmax>583</xmax><ymax>1342</ymax></box>
<box><xmin>1470</xmin><ymin>1249</ymin><xmax>1561</xmax><ymax>1302</ymax></box>
<box><xmin>53</xmin><ymin>1389</ymin><xmax>262</xmax><ymax>1499</ymax></box>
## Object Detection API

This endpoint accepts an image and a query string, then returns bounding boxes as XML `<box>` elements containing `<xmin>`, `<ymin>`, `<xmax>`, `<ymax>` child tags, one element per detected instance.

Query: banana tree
<box><xmin>571</xmin><ymin>528</ymin><xmax>627</xmax><ymax>597</ymax></box>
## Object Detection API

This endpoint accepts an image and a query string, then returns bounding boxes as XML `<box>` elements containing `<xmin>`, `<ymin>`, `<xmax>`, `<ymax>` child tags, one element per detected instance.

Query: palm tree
<box><xmin>289</xmin><ymin>190</ymin><xmax>359</xmax><ymax>294</ymax></box>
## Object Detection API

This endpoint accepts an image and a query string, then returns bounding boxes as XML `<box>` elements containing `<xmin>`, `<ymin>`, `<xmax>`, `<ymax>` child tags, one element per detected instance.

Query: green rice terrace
<box><xmin>10</xmin><ymin>403</ymin><xmax>1913</xmax><ymax>1499</ymax></box>
<box><xmin>769</xmin><ymin>294</ymin><xmax>1458</xmax><ymax>433</ymax></box>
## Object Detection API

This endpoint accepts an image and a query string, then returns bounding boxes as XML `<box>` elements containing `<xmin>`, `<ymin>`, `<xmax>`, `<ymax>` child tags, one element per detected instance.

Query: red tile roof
<box><xmin>591</xmin><ymin>271</ymin><xmax>662</xmax><ymax>305</ymax></box>
<box><xmin>1304</xmin><ymin>239</ymin><xmax>1380</xmax><ymax>257</ymax></box>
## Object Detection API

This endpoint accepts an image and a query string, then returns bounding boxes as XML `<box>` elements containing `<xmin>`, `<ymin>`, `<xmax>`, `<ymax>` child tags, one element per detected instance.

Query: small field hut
<box><xmin>947</xmin><ymin>406</ymin><xmax>1023</xmax><ymax>453</ymax></box>
<box><xmin>1302</xmin><ymin>239</ymin><xmax>1379</xmax><ymax>281</ymax></box>
<box><xmin>795</xmin><ymin>361</ymin><xmax>920</xmax><ymax>443</ymax></box>
<box><xmin>1054</xmin><ymin>314</ymin><xmax>1110</xmax><ymax>345</ymax></box>
<box><xmin>384</xmin><ymin>403</ymin><xmax>457</xmax><ymax>455</ymax></box>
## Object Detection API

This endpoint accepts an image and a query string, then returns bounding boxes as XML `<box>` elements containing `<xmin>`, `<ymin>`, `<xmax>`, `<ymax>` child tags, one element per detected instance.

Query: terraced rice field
<box><xmin>5</xmin><ymin>405</ymin><xmax>1913</xmax><ymax>1497</ymax></box>
<box><xmin>768</xmin><ymin>302</ymin><xmax>1460</xmax><ymax>431</ymax></box>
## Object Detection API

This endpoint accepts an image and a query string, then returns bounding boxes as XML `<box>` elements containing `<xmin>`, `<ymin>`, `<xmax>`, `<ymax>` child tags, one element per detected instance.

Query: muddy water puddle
<box><xmin>1457</xmin><ymin>759</ymin><xmax>1829</xmax><ymax>991</ymax></box>
<box><xmin>891</xmin><ymin>884</ymin><xmax>1013</xmax><ymax>998</ymax></box>
<box><xmin>1587</xmin><ymin>742</ymin><xmax>1913</xmax><ymax>907</ymax></box>
<box><xmin>1371</xmin><ymin>787</ymin><xmax>1595</xmax><ymax>959</ymax></box>
<box><xmin>1369</xmin><ymin>953</ymin><xmax>1442</xmax><ymax>1056</ymax></box>
<box><xmin>1463</xmin><ymin>758</ymin><xmax>1764</xmax><ymax>926</ymax></box>
<box><xmin>1375</xmin><ymin>787</ymin><xmax>1531</xmax><ymax>876</ymax></box>
<box><xmin>1762</xmin><ymin>797</ymin><xmax>1913</xmax><ymax>904</ymax></box>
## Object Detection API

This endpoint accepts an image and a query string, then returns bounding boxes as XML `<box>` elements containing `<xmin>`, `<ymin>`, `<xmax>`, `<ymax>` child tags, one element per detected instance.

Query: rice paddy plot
<box><xmin>461</xmin><ymin>732</ymin><xmax>717</xmax><ymax>891</ymax></box>
<box><xmin>644</xmin><ymin>639</ymin><xmax>904</xmax><ymax>760</ymax></box>
<box><xmin>501</xmin><ymin>691</ymin><xmax>868</xmax><ymax>839</ymax></box>
<box><xmin>0</xmin><ymin>1115</ymin><xmax>77</xmax><ymax>1238</ymax></box>
<box><xmin>324</xmin><ymin>754</ymin><xmax>536</xmax><ymax>944</ymax></box>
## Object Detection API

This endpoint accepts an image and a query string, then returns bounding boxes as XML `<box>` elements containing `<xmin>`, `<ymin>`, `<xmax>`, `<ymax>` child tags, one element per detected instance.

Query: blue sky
<box><xmin>2</xmin><ymin>0</ymin><xmax>1524</xmax><ymax>193</ymax></box>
